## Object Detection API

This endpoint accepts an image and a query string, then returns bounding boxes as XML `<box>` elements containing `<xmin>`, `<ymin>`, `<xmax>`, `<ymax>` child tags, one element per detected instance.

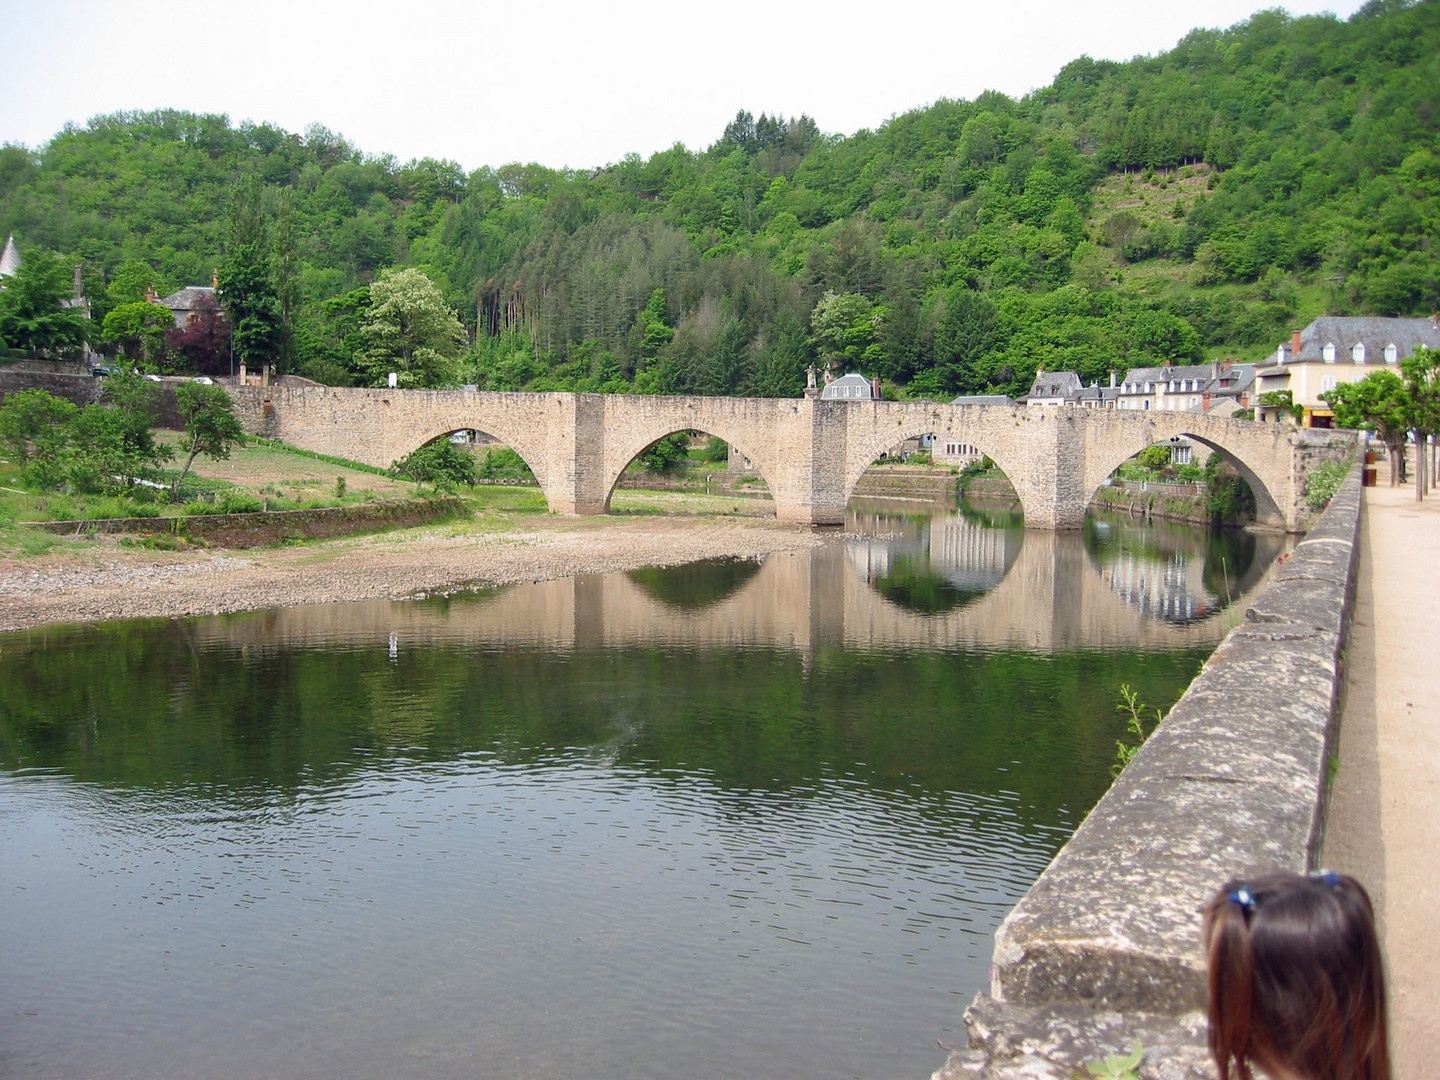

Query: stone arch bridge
<box><xmin>229</xmin><ymin>386</ymin><xmax>1352</xmax><ymax>531</ymax></box>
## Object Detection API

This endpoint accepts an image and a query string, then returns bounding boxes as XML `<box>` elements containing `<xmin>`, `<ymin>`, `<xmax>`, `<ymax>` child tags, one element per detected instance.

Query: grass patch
<box><xmin>0</xmin><ymin>522</ymin><xmax>91</xmax><ymax>556</ymax></box>
<box><xmin>242</xmin><ymin>437</ymin><xmax>394</xmax><ymax>477</ymax></box>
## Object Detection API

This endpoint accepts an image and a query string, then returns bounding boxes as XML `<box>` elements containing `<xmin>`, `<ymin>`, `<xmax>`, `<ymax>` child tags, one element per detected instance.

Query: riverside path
<box><xmin>1323</xmin><ymin>481</ymin><xmax>1440</xmax><ymax>1078</ymax></box>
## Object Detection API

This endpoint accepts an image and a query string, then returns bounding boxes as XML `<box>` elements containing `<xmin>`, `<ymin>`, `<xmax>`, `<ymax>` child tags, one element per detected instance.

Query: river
<box><xmin>0</xmin><ymin>501</ymin><xmax>1283</xmax><ymax>1080</ymax></box>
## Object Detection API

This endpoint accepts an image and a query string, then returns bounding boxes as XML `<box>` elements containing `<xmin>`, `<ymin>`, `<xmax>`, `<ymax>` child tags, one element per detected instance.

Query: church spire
<box><xmin>0</xmin><ymin>235</ymin><xmax>21</xmax><ymax>279</ymax></box>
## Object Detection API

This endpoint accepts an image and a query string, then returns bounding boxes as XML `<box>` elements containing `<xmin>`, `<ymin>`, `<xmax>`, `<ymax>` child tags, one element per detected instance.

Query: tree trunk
<box><xmin>1416</xmin><ymin>434</ymin><xmax>1428</xmax><ymax>502</ymax></box>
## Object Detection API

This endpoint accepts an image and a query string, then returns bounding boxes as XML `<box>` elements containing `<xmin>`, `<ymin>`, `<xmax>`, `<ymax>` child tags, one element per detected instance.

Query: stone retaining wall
<box><xmin>937</xmin><ymin>462</ymin><xmax>1364</xmax><ymax>1080</ymax></box>
<box><xmin>25</xmin><ymin>498</ymin><xmax>465</xmax><ymax>549</ymax></box>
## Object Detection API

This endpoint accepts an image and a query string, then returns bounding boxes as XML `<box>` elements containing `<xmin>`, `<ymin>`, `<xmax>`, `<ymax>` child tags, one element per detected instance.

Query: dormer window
<box><xmin>1352</xmin><ymin>342</ymin><xmax>1366</xmax><ymax>364</ymax></box>
<box><xmin>1277</xmin><ymin>345</ymin><xmax>1286</xmax><ymax>364</ymax></box>
<box><xmin>1385</xmin><ymin>343</ymin><xmax>1398</xmax><ymax>364</ymax></box>
<box><xmin>1323</xmin><ymin>342</ymin><xmax>1336</xmax><ymax>362</ymax></box>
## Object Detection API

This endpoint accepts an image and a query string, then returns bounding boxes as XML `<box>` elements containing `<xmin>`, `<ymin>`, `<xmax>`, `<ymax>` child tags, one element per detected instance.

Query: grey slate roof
<box><xmin>0</xmin><ymin>235</ymin><xmax>21</xmax><ymax>278</ymax></box>
<box><xmin>1286</xmin><ymin>316</ymin><xmax>1440</xmax><ymax>365</ymax></box>
<box><xmin>820</xmin><ymin>372</ymin><xmax>878</xmax><ymax>400</ymax></box>
<box><xmin>1025</xmin><ymin>371</ymin><xmax>1083</xmax><ymax>400</ymax></box>
<box><xmin>1119</xmin><ymin>362</ymin><xmax>1255</xmax><ymax>399</ymax></box>
<box><xmin>158</xmin><ymin>285</ymin><xmax>217</xmax><ymax>311</ymax></box>
<box><xmin>950</xmin><ymin>394</ymin><xmax>1017</xmax><ymax>405</ymax></box>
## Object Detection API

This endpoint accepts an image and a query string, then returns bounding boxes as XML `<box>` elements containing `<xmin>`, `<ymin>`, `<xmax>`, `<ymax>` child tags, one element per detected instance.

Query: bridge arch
<box><xmin>839</xmin><ymin>416</ymin><xmax>1032</xmax><ymax>522</ymax></box>
<box><xmin>599</xmin><ymin>415</ymin><xmax>779</xmax><ymax>513</ymax></box>
<box><xmin>1080</xmin><ymin>413</ymin><xmax>1291</xmax><ymax>529</ymax></box>
<box><xmin>399</xmin><ymin>415</ymin><xmax>572</xmax><ymax>514</ymax></box>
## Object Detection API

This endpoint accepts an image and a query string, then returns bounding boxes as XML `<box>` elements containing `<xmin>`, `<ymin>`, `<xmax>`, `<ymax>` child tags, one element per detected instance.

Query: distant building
<box><xmin>154</xmin><ymin>284</ymin><xmax>219</xmax><ymax>329</ymax></box>
<box><xmin>1255</xmin><ymin>316</ymin><xmax>1440</xmax><ymax>426</ymax></box>
<box><xmin>820</xmin><ymin>372</ymin><xmax>882</xmax><ymax>400</ymax></box>
<box><xmin>1075</xmin><ymin>382</ymin><xmax>1122</xmax><ymax>409</ymax></box>
<box><xmin>0</xmin><ymin>235</ymin><xmax>20</xmax><ymax>280</ymax></box>
<box><xmin>1023</xmin><ymin>369</ymin><xmax>1083</xmax><ymax>406</ymax></box>
<box><xmin>1115</xmin><ymin>360</ymin><xmax>1255</xmax><ymax>415</ymax></box>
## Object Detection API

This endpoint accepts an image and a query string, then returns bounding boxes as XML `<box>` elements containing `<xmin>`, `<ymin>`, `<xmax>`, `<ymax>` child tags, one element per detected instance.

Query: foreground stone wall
<box><xmin>938</xmin><ymin>463</ymin><xmax>1363</xmax><ymax>1079</ymax></box>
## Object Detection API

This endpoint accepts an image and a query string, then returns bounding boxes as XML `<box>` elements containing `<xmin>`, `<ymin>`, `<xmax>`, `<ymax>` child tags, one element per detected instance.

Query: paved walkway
<box><xmin>1323</xmin><ymin>482</ymin><xmax>1440</xmax><ymax>1078</ymax></box>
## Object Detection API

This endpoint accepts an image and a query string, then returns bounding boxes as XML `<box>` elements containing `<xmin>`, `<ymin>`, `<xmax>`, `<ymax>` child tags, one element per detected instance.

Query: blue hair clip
<box><xmin>1309</xmin><ymin>869</ymin><xmax>1340</xmax><ymax>887</ymax></box>
<box><xmin>1228</xmin><ymin>885</ymin><xmax>1256</xmax><ymax>911</ymax></box>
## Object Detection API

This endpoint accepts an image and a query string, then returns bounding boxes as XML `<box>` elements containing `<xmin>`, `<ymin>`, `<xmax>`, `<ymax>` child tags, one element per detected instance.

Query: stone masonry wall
<box><xmin>935</xmin><ymin>462</ymin><xmax>1364</xmax><ymax>1080</ymax></box>
<box><xmin>230</xmin><ymin>387</ymin><xmax>1323</xmax><ymax>531</ymax></box>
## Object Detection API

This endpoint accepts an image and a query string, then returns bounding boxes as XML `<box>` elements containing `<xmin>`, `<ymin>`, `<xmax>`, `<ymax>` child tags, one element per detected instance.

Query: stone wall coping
<box><xmin>940</xmin><ymin>461</ymin><xmax>1362</xmax><ymax>1078</ymax></box>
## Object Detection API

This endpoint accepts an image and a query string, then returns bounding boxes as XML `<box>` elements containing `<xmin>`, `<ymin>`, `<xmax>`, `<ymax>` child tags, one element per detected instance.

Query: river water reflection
<box><xmin>0</xmin><ymin>502</ymin><xmax>1284</xmax><ymax>1080</ymax></box>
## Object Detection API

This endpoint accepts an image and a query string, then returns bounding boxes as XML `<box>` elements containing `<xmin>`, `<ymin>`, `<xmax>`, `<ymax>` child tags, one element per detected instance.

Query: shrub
<box><xmin>1304</xmin><ymin>460</ymin><xmax>1349</xmax><ymax>511</ymax></box>
<box><xmin>393</xmin><ymin>440</ymin><xmax>478</xmax><ymax>489</ymax></box>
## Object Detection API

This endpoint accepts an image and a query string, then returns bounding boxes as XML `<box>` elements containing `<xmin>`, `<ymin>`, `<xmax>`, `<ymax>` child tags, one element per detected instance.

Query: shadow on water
<box><xmin>625</xmin><ymin>555</ymin><xmax>764</xmax><ymax>610</ymax></box>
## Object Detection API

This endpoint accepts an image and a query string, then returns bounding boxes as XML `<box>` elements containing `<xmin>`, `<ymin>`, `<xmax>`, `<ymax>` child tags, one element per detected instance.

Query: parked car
<box><xmin>90</xmin><ymin>365</ymin><xmax>117</xmax><ymax>377</ymax></box>
<box><xmin>191</xmin><ymin>376</ymin><xmax>215</xmax><ymax>385</ymax></box>
<box><xmin>143</xmin><ymin>374</ymin><xmax>163</xmax><ymax>382</ymax></box>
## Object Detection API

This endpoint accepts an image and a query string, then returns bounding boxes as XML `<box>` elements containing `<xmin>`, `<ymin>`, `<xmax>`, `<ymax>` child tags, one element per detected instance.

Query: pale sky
<box><xmin>0</xmin><ymin>0</ymin><xmax>1368</xmax><ymax>173</ymax></box>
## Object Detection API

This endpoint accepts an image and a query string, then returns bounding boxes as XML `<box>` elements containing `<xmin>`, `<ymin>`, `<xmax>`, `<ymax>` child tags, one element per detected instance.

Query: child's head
<box><xmin>1201</xmin><ymin>871</ymin><xmax>1389</xmax><ymax>1080</ymax></box>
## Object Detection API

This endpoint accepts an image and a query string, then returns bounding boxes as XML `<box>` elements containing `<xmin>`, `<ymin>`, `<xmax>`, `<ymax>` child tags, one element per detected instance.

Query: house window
<box><xmin>1385</xmin><ymin>343</ymin><xmax>1398</xmax><ymax>364</ymax></box>
<box><xmin>1322</xmin><ymin>375</ymin><xmax>1338</xmax><ymax>392</ymax></box>
<box><xmin>1323</xmin><ymin>342</ymin><xmax>1336</xmax><ymax>362</ymax></box>
<box><xmin>1352</xmin><ymin>342</ymin><xmax>1366</xmax><ymax>364</ymax></box>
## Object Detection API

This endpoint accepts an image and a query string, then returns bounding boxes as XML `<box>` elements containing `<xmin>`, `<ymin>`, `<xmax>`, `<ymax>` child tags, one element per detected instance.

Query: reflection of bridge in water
<box><xmin>193</xmin><ymin>513</ymin><xmax>1285</xmax><ymax>657</ymax></box>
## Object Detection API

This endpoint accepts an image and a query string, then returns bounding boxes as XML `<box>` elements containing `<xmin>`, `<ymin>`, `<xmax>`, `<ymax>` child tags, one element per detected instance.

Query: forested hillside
<box><xmin>1</xmin><ymin>0</ymin><xmax>1436</xmax><ymax>398</ymax></box>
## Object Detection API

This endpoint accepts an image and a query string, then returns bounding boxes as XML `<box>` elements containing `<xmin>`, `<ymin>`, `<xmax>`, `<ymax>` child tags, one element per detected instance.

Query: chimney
<box><xmin>1291</xmin><ymin>328</ymin><xmax>1302</xmax><ymax>357</ymax></box>
<box><xmin>213</xmin><ymin>268</ymin><xmax>219</xmax><ymax>290</ymax></box>
<box><xmin>1431</xmin><ymin>313</ymin><xmax>1438</xmax><ymax>330</ymax></box>
<box><xmin>1109</xmin><ymin>370</ymin><xmax>1116</xmax><ymax>388</ymax></box>
<box><xmin>871</xmin><ymin>377</ymin><xmax>882</xmax><ymax>400</ymax></box>
<box><xmin>146</xmin><ymin>286</ymin><xmax>157</xmax><ymax>304</ymax></box>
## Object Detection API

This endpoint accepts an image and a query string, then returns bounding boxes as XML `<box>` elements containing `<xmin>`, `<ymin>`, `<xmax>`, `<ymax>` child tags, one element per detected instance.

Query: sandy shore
<box><xmin>0</xmin><ymin>513</ymin><xmax>833</xmax><ymax>632</ymax></box>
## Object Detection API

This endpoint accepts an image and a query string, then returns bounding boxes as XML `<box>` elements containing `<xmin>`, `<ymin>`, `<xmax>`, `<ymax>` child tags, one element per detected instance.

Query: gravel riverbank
<box><xmin>0</xmin><ymin>514</ymin><xmax>832</xmax><ymax>632</ymax></box>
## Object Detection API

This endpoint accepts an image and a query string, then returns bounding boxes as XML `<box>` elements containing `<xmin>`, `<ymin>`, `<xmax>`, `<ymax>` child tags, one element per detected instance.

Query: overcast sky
<box><xmin>1</xmin><ymin>0</ymin><xmax>1367</xmax><ymax>173</ymax></box>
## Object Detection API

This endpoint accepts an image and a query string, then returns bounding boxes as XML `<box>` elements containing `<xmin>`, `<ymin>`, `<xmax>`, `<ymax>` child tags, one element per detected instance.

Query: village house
<box><xmin>1114</xmin><ymin>360</ymin><xmax>1254</xmax><ymax>415</ymax></box>
<box><xmin>1023</xmin><ymin>369</ymin><xmax>1083</xmax><ymax>406</ymax></box>
<box><xmin>819</xmin><ymin>372</ymin><xmax>883</xmax><ymax>400</ymax></box>
<box><xmin>1254</xmin><ymin>315</ymin><xmax>1440</xmax><ymax>426</ymax></box>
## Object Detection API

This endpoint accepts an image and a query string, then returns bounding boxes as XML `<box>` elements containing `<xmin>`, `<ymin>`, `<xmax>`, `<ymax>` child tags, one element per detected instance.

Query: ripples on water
<box><xmin>0</xmin><ymin>504</ymin><xmax>1280</xmax><ymax>1080</ymax></box>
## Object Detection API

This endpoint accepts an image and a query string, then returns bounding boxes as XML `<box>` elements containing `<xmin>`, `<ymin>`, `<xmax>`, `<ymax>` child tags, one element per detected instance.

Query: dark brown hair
<box><xmin>1201</xmin><ymin>871</ymin><xmax>1390</xmax><ymax>1080</ymax></box>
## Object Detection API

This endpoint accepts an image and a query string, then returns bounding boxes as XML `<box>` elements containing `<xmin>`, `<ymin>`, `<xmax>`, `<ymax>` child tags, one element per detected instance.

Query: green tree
<box><xmin>639</xmin><ymin>432</ymin><xmax>690</xmax><ymax>471</ymax></box>
<box><xmin>1323</xmin><ymin>369</ymin><xmax>1411</xmax><ymax>486</ymax></box>
<box><xmin>106</xmin><ymin>260</ymin><xmax>167</xmax><ymax>305</ymax></box>
<box><xmin>170</xmin><ymin>382</ymin><xmax>245</xmax><ymax>498</ymax></box>
<box><xmin>0</xmin><ymin>249</ymin><xmax>89</xmax><ymax>358</ymax></box>
<box><xmin>0</xmin><ymin>388</ymin><xmax>77</xmax><ymax>490</ymax></box>
<box><xmin>393</xmin><ymin>439</ymin><xmax>477</xmax><ymax>489</ymax></box>
<box><xmin>101</xmin><ymin>301</ymin><xmax>174</xmax><ymax>367</ymax></box>
<box><xmin>1400</xmin><ymin>345</ymin><xmax>1440</xmax><ymax>500</ymax></box>
<box><xmin>357</xmin><ymin>267</ymin><xmax>466</xmax><ymax>388</ymax></box>
<box><xmin>217</xmin><ymin>243</ymin><xmax>282</xmax><ymax>372</ymax></box>
<box><xmin>67</xmin><ymin>372</ymin><xmax>173</xmax><ymax>493</ymax></box>
<box><xmin>810</xmin><ymin>291</ymin><xmax>887</xmax><ymax>375</ymax></box>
